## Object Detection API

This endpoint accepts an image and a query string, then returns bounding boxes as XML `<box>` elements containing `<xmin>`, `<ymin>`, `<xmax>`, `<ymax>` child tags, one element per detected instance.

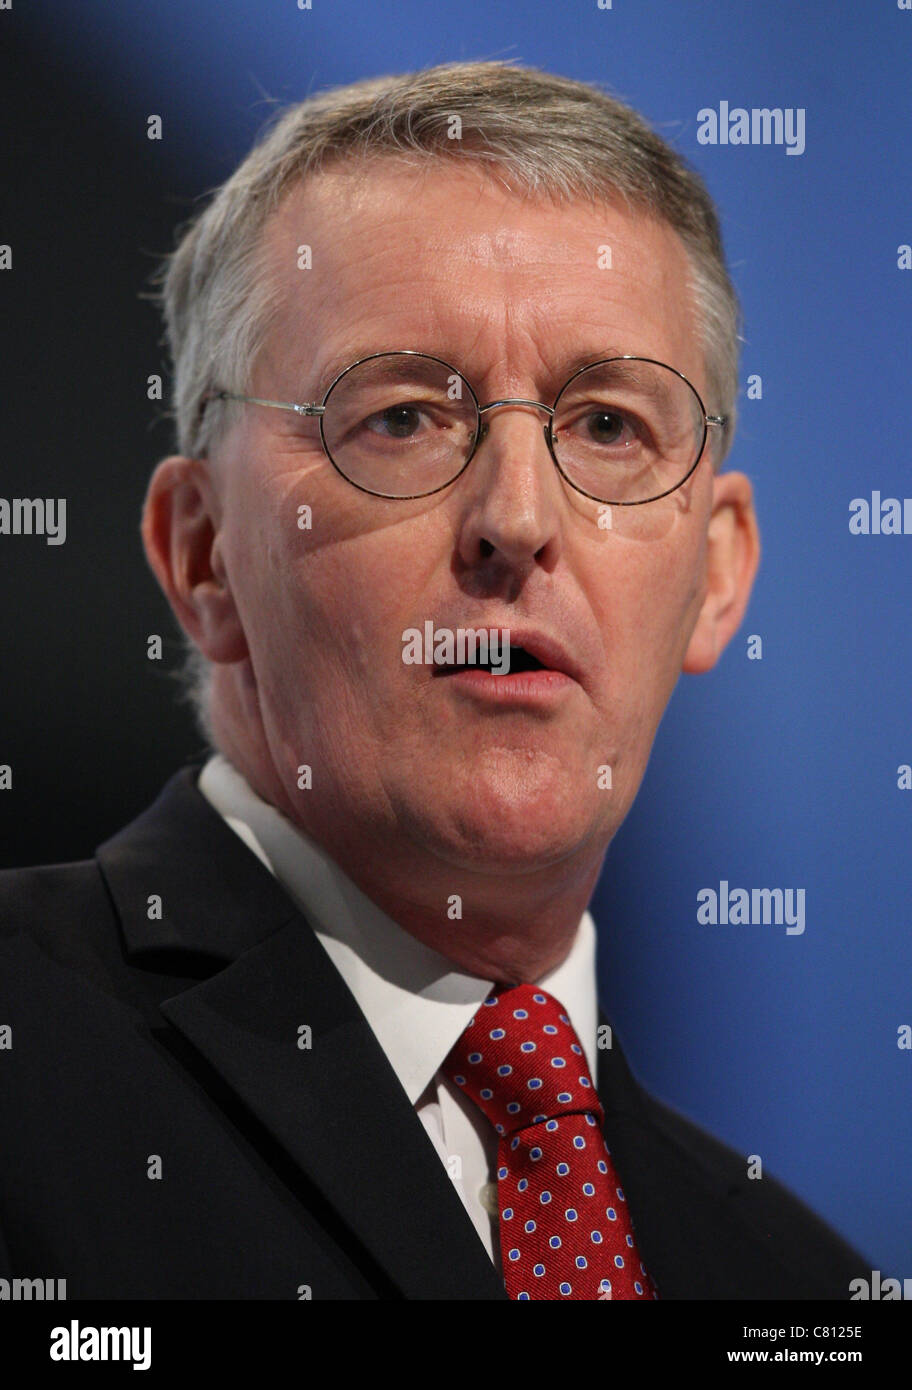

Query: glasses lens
<box><xmin>551</xmin><ymin>359</ymin><xmax>705</xmax><ymax>504</ymax></box>
<box><xmin>321</xmin><ymin>354</ymin><xmax>477</xmax><ymax>498</ymax></box>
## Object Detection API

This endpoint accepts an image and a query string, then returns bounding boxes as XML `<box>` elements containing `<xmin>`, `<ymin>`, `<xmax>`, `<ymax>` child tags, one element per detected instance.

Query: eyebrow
<box><xmin>307</xmin><ymin>345</ymin><xmax>633</xmax><ymax>400</ymax></box>
<box><xmin>560</xmin><ymin>347</ymin><xmax>629</xmax><ymax>380</ymax></box>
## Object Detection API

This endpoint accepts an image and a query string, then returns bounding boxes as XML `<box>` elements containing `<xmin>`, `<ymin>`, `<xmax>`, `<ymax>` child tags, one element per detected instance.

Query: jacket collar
<box><xmin>97</xmin><ymin>763</ymin><xmax>300</xmax><ymax>964</ymax></box>
<box><xmin>97</xmin><ymin>764</ymin><xmax>507</xmax><ymax>1299</ymax></box>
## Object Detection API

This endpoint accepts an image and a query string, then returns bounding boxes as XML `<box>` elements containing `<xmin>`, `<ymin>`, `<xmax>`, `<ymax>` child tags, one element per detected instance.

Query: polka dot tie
<box><xmin>442</xmin><ymin>983</ymin><xmax>659</xmax><ymax>1301</ymax></box>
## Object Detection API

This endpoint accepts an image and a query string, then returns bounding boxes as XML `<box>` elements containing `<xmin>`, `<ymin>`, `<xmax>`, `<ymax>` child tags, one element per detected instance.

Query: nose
<box><xmin>455</xmin><ymin>397</ymin><xmax>564</xmax><ymax>573</ymax></box>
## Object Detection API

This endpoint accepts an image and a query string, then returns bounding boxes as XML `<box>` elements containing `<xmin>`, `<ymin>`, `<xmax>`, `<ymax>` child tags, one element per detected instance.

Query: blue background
<box><xmin>10</xmin><ymin>0</ymin><xmax>911</xmax><ymax>1275</ymax></box>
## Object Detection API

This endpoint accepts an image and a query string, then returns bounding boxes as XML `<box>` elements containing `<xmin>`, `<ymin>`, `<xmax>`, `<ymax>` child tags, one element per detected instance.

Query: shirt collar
<box><xmin>197</xmin><ymin>753</ymin><xmax>599</xmax><ymax>1104</ymax></box>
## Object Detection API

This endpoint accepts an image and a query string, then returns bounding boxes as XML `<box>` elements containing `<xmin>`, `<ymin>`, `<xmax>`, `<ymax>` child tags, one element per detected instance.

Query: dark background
<box><xmin>1</xmin><ymin>23</ymin><xmax>207</xmax><ymax>859</ymax></box>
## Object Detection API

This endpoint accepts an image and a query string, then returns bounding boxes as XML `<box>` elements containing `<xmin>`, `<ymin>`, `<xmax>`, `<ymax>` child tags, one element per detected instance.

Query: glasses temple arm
<box><xmin>200</xmin><ymin>390</ymin><xmax>325</xmax><ymax>417</ymax></box>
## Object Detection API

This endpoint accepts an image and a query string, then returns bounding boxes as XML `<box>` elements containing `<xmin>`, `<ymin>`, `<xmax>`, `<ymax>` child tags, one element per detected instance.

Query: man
<box><xmin>0</xmin><ymin>60</ymin><xmax>865</xmax><ymax>1299</ymax></box>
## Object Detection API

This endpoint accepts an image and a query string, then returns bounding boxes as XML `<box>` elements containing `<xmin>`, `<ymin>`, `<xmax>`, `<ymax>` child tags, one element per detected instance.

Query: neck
<box><xmin>210</xmin><ymin>692</ymin><xmax>604</xmax><ymax>984</ymax></box>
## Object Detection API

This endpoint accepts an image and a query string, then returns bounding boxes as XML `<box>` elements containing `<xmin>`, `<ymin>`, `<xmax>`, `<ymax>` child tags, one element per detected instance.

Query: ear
<box><xmin>141</xmin><ymin>454</ymin><xmax>249</xmax><ymax>664</ymax></box>
<box><xmin>682</xmin><ymin>470</ymin><xmax>760</xmax><ymax>674</ymax></box>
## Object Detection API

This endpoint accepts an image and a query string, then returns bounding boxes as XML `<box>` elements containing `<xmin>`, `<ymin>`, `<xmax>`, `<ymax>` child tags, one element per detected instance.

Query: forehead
<box><xmin>256</xmin><ymin>158</ymin><xmax>704</xmax><ymax>397</ymax></box>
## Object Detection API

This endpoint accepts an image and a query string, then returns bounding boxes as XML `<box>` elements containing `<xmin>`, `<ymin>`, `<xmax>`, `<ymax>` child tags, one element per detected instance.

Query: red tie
<box><xmin>442</xmin><ymin>983</ymin><xmax>658</xmax><ymax>1301</ymax></box>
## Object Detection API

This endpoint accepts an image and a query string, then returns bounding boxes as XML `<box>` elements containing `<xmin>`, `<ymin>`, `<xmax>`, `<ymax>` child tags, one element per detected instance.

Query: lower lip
<box><xmin>436</xmin><ymin>668</ymin><xmax>577</xmax><ymax>703</ymax></box>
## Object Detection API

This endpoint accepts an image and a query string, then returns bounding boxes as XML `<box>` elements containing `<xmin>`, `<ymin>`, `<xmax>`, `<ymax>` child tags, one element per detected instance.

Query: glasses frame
<box><xmin>200</xmin><ymin>349</ymin><xmax>727</xmax><ymax>506</ymax></box>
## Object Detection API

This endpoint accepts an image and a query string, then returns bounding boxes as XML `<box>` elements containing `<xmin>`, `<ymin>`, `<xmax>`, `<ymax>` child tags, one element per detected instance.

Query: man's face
<box><xmin>204</xmin><ymin>159</ymin><xmax>721</xmax><ymax>876</ymax></box>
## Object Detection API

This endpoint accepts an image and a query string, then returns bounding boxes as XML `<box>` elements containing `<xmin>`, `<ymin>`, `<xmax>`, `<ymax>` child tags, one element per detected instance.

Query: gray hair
<box><xmin>155</xmin><ymin>60</ymin><xmax>743</xmax><ymax>740</ymax></box>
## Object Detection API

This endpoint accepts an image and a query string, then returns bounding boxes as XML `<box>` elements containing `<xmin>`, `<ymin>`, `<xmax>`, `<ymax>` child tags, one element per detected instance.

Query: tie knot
<box><xmin>442</xmin><ymin>983</ymin><xmax>602</xmax><ymax>1137</ymax></box>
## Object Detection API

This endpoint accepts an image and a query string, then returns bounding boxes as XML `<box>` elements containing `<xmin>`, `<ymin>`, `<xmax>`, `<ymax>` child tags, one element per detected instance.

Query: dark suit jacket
<box><xmin>0</xmin><ymin>765</ymin><xmax>867</xmax><ymax>1299</ymax></box>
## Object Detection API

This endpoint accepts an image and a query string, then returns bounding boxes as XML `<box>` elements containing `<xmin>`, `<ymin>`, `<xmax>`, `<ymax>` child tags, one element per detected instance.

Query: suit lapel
<box><xmin>595</xmin><ymin>1026</ymin><xmax>683</xmax><ymax>1296</ymax></box>
<box><xmin>160</xmin><ymin>920</ymin><xmax>505</xmax><ymax>1299</ymax></box>
<box><xmin>98</xmin><ymin>767</ymin><xmax>505</xmax><ymax>1300</ymax></box>
<box><xmin>595</xmin><ymin>1010</ymin><xmax>748</xmax><ymax>1300</ymax></box>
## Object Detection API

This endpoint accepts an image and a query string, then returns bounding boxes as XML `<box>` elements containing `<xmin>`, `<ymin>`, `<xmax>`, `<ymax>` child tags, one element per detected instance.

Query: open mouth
<box><xmin>435</xmin><ymin>645</ymin><xmax>548</xmax><ymax>676</ymax></box>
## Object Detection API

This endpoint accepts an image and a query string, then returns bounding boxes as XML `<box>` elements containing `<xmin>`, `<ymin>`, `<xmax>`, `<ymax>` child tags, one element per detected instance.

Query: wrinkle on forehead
<box><xmin>419</xmin><ymin>226</ymin><xmax>587</xmax><ymax>267</ymax></box>
<box><xmin>268</xmin><ymin>158</ymin><xmax>681</xmax><ymax>276</ymax></box>
<box><xmin>257</xmin><ymin>162</ymin><xmax>705</xmax><ymax>401</ymax></box>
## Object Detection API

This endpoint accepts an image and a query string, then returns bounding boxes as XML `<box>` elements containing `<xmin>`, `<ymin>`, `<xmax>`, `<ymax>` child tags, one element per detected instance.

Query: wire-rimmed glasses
<box><xmin>200</xmin><ymin>350</ymin><xmax>726</xmax><ymax>506</ymax></box>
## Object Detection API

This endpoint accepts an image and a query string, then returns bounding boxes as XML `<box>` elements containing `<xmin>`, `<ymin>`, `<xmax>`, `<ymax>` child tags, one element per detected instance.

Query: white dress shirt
<box><xmin>197</xmin><ymin>753</ymin><xmax>599</xmax><ymax>1269</ymax></box>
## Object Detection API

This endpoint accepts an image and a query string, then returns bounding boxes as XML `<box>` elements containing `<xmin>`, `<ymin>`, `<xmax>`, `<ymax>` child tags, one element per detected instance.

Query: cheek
<box><xmin>590</xmin><ymin>518</ymin><xmax>706</xmax><ymax>708</ymax></box>
<box><xmin>232</xmin><ymin>513</ymin><xmax>425</xmax><ymax>694</ymax></box>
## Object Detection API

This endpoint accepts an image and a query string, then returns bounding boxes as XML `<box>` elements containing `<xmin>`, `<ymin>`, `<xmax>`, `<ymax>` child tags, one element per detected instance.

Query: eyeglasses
<box><xmin>200</xmin><ymin>350</ymin><xmax>726</xmax><ymax>505</ymax></box>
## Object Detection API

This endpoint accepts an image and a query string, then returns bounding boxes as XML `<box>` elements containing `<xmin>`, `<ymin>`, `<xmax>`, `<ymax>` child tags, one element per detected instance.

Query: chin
<box><xmin>420</xmin><ymin>790</ymin><xmax>602</xmax><ymax>875</ymax></box>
